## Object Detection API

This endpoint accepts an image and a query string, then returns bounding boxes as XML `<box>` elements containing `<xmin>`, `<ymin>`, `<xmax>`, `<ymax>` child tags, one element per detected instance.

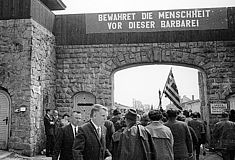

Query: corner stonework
<box><xmin>0</xmin><ymin>18</ymin><xmax>56</xmax><ymax>156</ymax></box>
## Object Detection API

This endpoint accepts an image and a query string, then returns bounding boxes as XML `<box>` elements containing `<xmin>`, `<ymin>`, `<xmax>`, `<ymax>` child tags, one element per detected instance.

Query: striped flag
<box><xmin>163</xmin><ymin>68</ymin><xmax>182</xmax><ymax>110</ymax></box>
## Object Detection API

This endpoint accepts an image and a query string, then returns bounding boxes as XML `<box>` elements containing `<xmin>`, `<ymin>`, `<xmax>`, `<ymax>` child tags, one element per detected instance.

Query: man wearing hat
<box><xmin>110</xmin><ymin>109</ymin><xmax>123</xmax><ymax>131</ymax></box>
<box><xmin>213</xmin><ymin>111</ymin><xmax>235</xmax><ymax>160</ymax></box>
<box><xmin>188</xmin><ymin>112</ymin><xmax>206</xmax><ymax>160</ymax></box>
<box><xmin>117</xmin><ymin>109</ymin><xmax>156</xmax><ymax>160</ymax></box>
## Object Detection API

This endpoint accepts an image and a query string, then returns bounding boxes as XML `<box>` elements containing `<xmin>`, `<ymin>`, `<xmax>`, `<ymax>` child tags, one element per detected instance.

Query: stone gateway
<box><xmin>0</xmin><ymin>0</ymin><xmax>235</xmax><ymax>156</ymax></box>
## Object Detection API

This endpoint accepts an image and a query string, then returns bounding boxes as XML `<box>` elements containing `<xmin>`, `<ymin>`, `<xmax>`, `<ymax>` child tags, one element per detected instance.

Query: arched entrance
<box><xmin>111</xmin><ymin>64</ymin><xmax>209</xmax><ymax>141</ymax></box>
<box><xmin>0</xmin><ymin>89</ymin><xmax>11</xmax><ymax>150</ymax></box>
<box><xmin>112</xmin><ymin>65</ymin><xmax>203</xmax><ymax>110</ymax></box>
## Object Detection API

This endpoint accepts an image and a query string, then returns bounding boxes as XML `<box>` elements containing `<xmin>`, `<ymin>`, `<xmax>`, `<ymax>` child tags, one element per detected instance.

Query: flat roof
<box><xmin>40</xmin><ymin>0</ymin><xmax>66</xmax><ymax>10</ymax></box>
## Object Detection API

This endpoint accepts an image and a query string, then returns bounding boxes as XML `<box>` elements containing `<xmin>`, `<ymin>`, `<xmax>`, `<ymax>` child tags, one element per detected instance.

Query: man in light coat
<box><xmin>146</xmin><ymin>110</ymin><xmax>174</xmax><ymax>160</ymax></box>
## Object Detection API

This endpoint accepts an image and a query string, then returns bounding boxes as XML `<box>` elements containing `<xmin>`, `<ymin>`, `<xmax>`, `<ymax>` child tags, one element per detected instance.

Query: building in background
<box><xmin>112</xmin><ymin>99</ymin><xmax>152</xmax><ymax>116</ymax></box>
<box><xmin>133</xmin><ymin>98</ymin><xmax>152</xmax><ymax>113</ymax></box>
<box><xmin>165</xmin><ymin>95</ymin><xmax>201</xmax><ymax>113</ymax></box>
<box><xmin>113</xmin><ymin>102</ymin><xmax>132</xmax><ymax>115</ymax></box>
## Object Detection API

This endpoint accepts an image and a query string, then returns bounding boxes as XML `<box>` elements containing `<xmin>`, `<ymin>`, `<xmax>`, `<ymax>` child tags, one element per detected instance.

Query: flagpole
<box><xmin>158</xmin><ymin>89</ymin><xmax>161</xmax><ymax>109</ymax></box>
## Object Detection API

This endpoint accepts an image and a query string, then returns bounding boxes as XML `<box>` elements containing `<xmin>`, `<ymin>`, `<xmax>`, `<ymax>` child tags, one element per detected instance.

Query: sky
<box><xmin>54</xmin><ymin>0</ymin><xmax>235</xmax><ymax>14</ymax></box>
<box><xmin>114</xmin><ymin>65</ymin><xmax>199</xmax><ymax>108</ymax></box>
<box><xmin>53</xmin><ymin>0</ymin><xmax>235</xmax><ymax>109</ymax></box>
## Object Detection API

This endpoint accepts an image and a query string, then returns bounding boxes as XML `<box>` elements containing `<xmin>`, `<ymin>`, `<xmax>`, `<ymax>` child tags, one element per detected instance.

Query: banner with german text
<box><xmin>85</xmin><ymin>7</ymin><xmax>228</xmax><ymax>33</ymax></box>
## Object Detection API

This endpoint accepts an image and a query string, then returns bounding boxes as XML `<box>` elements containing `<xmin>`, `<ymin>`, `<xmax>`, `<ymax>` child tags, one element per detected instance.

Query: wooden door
<box><xmin>73</xmin><ymin>91</ymin><xmax>96</xmax><ymax>123</ymax></box>
<box><xmin>0</xmin><ymin>90</ymin><xmax>10</xmax><ymax>150</ymax></box>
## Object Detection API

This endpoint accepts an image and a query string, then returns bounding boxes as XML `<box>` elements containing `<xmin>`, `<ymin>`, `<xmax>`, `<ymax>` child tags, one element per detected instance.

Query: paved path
<box><xmin>199</xmin><ymin>151</ymin><xmax>222</xmax><ymax>160</ymax></box>
<box><xmin>0</xmin><ymin>150</ymin><xmax>223</xmax><ymax>160</ymax></box>
<box><xmin>0</xmin><ymin>150</ymin><xmax>51</xmax><ymax>160</ymax></box>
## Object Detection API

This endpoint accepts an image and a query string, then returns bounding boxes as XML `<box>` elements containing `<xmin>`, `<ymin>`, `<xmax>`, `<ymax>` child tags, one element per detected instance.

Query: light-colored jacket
<box><xmin>146</xmin><ymin>121</ymin><xmax>174</xmax><ymax>160</ymax></box>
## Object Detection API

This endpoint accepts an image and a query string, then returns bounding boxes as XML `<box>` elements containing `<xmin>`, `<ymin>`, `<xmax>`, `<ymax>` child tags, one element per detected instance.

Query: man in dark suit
<box><xmin>104</xmin><ymin>120</ymin><xmax>115</xmax><ymax>152</ymax></box>
<box><xmin>44</xmin><ymin>109</ymin><xmax>55</xmax><ymax>157</ymax></box>
<box><xmin>53</xmin><ymin>110</ymin><xmax>61</xmax><ymax>137</ymax></box>
<box><xmin>73</xmin><ymin>104</ymin><xmax>112</xmax><ymax>160</ymax></box>
<box><xmin>53</xmin><ymin>111</ymin><xmax>82</xmax><ymax>160</ymax></box>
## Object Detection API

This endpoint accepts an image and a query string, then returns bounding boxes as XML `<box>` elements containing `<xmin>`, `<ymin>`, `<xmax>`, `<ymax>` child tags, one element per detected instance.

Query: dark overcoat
<box><xmin>73</xmin><ymin>121</ymin><xmax>111</xmax><ymax>160</ymax></box>
<box><xmin>53</xmin><ymin>124</ymin><xmax>75</xmax><ymax>160</ymax></box>
<box><xmin>117</xmin><ymin>124</ymin><xmax>156</xmax><ymax>160</ymax></box>
<box><xmin>104</xmin><ymin>120</ymin><xmax>115</xmax><ymax>152</ymax></box>
<box><xmin>44</xmin><ymin>114</ymin><xmax>55</xmax><ymax>136</ymax></box>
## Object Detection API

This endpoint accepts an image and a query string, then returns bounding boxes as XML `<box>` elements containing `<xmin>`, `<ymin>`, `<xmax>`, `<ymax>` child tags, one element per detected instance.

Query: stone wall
<box><xmin>56</xmin><ymin>41</ymin><xmax>235</xmax><ymax>127</ymax></box>
<box><xmin>30</xmin><ymin>20</ymin><xmax>56</xmax><ymax>155</ymax></box>
<box><xmin>0</xmin><ymin>19</ymin><xmax>32</xmax><ymax>155</ymax></box>
<box><xmin>0</xmin><ymin>19</ymin><xmax>56</xmax><ymax>156</ymax></box>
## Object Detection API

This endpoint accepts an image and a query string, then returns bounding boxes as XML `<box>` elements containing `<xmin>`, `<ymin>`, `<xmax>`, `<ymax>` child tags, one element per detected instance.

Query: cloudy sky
<box><xmin>53</xmin><ymin>0</ymin><xmax>235</xmax><ymax>109</ymax></box>
<box><xmin>54</xmin><ymin>0</ymin><xmax>235</xmax><ymax>14</ymax></box>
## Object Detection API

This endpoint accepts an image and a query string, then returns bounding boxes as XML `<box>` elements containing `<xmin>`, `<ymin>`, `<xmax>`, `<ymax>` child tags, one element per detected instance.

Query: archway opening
<box><xmin>113</xmin><ymin>64</ymin><xmax>201</xmax><ymax>114</ymax></box>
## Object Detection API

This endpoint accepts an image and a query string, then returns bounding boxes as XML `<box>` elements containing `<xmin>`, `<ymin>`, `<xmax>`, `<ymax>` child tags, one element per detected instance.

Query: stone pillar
<box><xmin>0</xmin><ymin>19</ymin><xmax>56</xmax><ymax>156</ymax></box>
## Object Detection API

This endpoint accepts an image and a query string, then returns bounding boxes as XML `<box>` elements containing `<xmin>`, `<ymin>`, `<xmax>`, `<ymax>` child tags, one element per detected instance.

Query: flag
<box><xmin>163</xmin><ymin>68</ymin><xmax>182</xmax><ymax>110</ymax></box>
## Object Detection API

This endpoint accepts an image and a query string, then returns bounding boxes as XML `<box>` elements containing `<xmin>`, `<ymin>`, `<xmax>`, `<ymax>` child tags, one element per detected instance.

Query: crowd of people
<box><xmin>43</xmin><ymin>105</ymin><xmax>235</xmax><ymax>160</ymax></box>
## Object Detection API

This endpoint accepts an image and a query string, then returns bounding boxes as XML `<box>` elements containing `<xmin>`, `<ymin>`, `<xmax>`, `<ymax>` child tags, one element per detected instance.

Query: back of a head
<box><xmin>148</xmin><ymin>110</ymin><xmax>162</xmax><ymax>121</ymax></box>
<box><xmin>166</xmin><ymin>109</ymin><xmax>178</xmax><ymax>118</ymax></box>
<box><xmin>229</xmin><ymin>109</ymin><xmax>235</xmax><ymax>122</ymax></box>
<box><xmin>125</xmin><ymin>109</ymin><xmax>137</xmax><ymax>121</ymax></box>
<box><xmin>141</xmin><ymin>113</ymin><xmax>149</xmax><ymax>121</ymax></box>
<box><xmin>176</xmin><ymin>115</ymin><xmax>186</xmax><ymax>122</ymax></box>
<box><xmin>183</xmin><ymin>110</ymin><xmax>190</xmax><ymax>117</ymax></box>
<box><xmin>113</xmin><ymin>109</ymin><xmax>121</xmax><ymax>116</ymax></box>
<box><xmin>196</xmin><ymin>112</ymin><xmax>201</xmax><ymax>118</ymax></box>
<box><xmin>221</xmin><ymin>111</ymin><xmax>229</xmax><ymax>118</ymax></box>
<box><xmin>191</xmin><ymin>112</ymin><xmax>198</xmax><ymax>118</ymax></box>
<box><xmin>140</xmin><ymin>113</ymin><xmax>150</xmax><ymax>126</ymax></box>
<box><xmin>230</xmin><ymin>109</ymin><xmax>235</xmax><ymax>114</ymax></box>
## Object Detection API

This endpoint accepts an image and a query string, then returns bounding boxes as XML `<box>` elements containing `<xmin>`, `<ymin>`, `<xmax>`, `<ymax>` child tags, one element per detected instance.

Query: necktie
<box><xmin>74</xmin><ymin>127</ymin><xmax>77</xmax><ymax>137</ymax></box>
<box><xmin>97</xmin><ymin>127</ymin><xmax>101</xmax><ymax>139</ymax></box>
